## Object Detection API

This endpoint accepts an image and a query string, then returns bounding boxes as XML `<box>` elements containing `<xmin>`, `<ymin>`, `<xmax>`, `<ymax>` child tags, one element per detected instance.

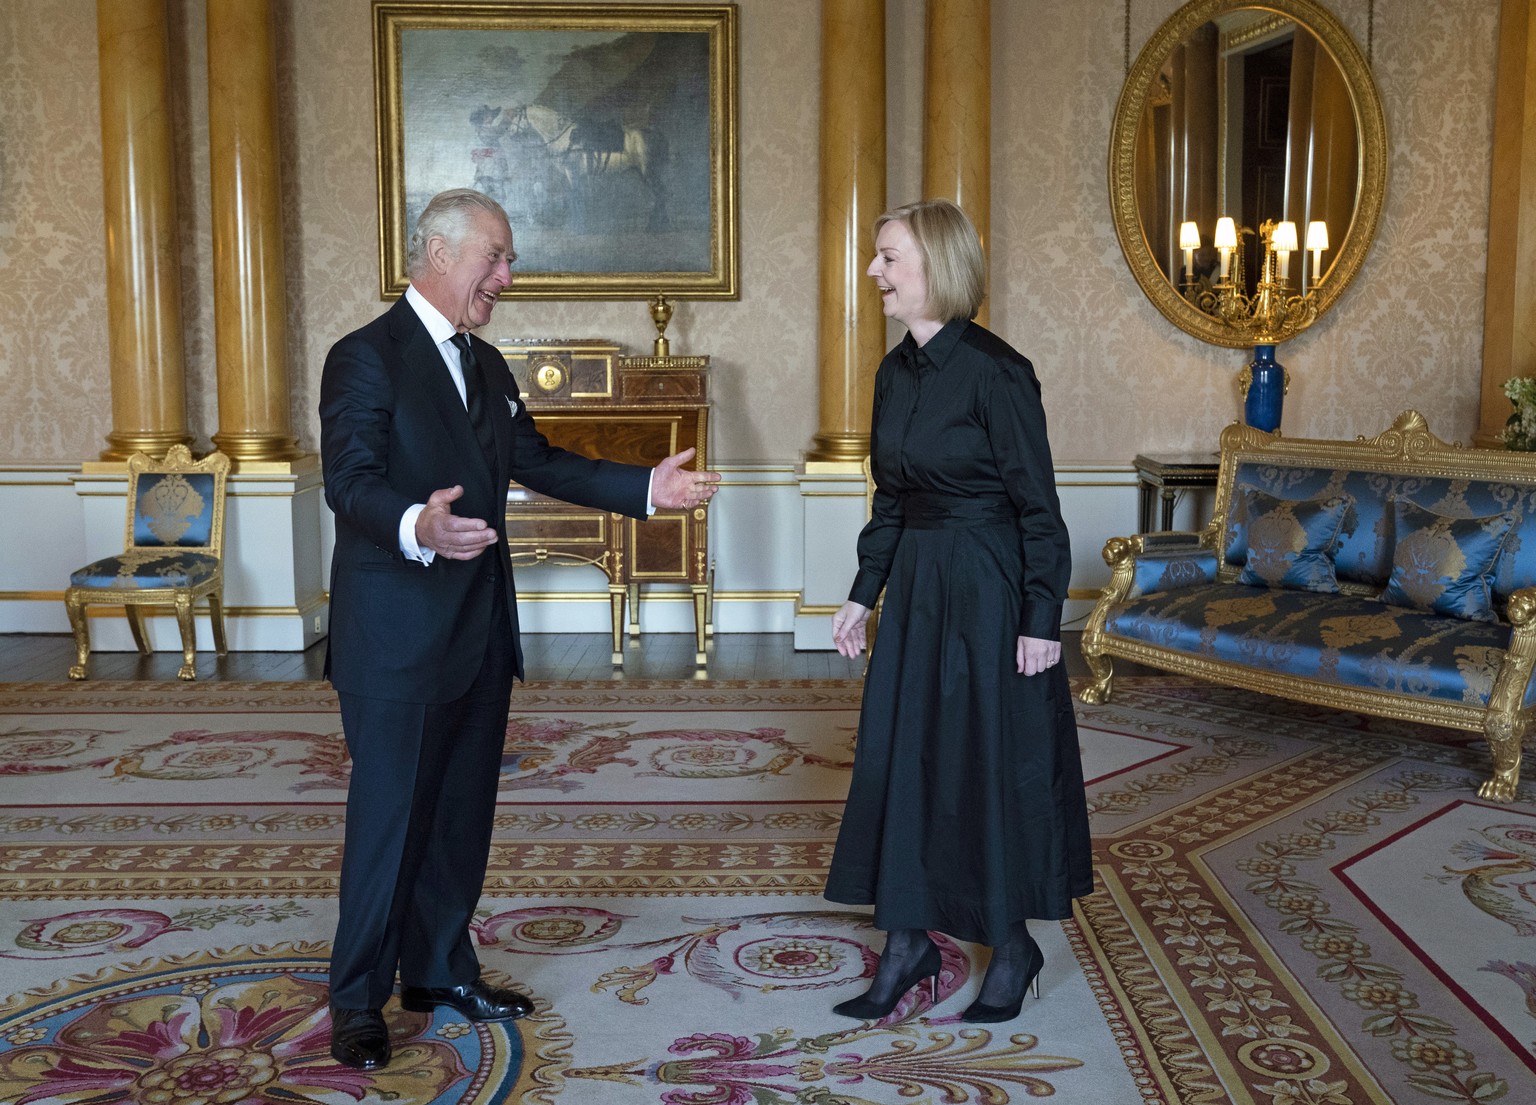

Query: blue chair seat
<box><xmin>69</xmin><ymin>551</ymin><xmax>221</xmax><ymax>591</ymax></box>
<box><xmin>1107</xmin><ymin>583</ymin><xmax>1529</xmax><ymax>710</ymax></box>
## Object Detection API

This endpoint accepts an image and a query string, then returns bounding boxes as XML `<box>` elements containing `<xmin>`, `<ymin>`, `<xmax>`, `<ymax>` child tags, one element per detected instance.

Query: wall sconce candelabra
<box><xmin>1176</xmin><ymin>216</ymin><xmax>1329</xmax><ymax>432</ymax></box>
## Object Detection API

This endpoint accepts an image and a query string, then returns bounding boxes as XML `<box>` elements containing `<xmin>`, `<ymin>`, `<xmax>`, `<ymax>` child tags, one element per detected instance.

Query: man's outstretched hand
<box><xmin>651</xmin><ymin>448</ymin><xmax>722</xmax><ymax>510</ymax></box>
<box><xmin>416</xmin><ymin>485</ymin><xmax>498</xmax><ymax>559</ymax></box>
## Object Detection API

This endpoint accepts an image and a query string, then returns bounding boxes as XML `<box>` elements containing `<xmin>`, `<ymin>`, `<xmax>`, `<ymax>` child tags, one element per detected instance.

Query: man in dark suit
<box><xmin>319</xmin><ymin>188</ymin><xmax>719</xmax><ymax>1070</ymax></box>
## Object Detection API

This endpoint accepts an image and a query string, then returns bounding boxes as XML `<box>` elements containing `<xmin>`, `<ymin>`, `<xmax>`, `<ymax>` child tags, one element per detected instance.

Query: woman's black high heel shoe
<box><xmin>832</xmin><ymin>939</ymin><xmax>941</xmax><ymax>1020</ymax></box>
<box><xmin>960</xmin><ymin>941</ymin><xmax>1043</xmax><ymax>1023</ymax></box>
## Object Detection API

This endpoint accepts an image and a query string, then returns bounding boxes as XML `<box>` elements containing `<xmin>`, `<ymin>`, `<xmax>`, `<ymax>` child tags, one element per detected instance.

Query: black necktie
<box><xmin>451</xmin><ymin>332</ymin><xmax>496</xmax><ymax>469</ymax></box>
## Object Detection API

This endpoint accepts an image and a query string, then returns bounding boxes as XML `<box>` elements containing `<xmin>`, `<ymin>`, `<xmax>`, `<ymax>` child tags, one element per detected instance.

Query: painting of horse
<box><xmin>493</xmin><ymin>103</ymin><xmax>670</xmax><ymax>231</ymax></box>
<box><xmin>379</xmin><ymin>7</ymin><xmax>737</xmax><ymax>298</ymax></box>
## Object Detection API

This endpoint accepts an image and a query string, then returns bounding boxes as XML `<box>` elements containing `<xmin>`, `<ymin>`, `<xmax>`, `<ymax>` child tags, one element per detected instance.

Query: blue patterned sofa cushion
<box><xmin>1224</xmin><ymin>463</ymin><xmax>1536</xmax><ymax>605</ymax></box>
<box><xmin>1106</xmin><ymin>582</ymin><xmax>1528</xmax><ymax>709</ymax></box>
<box><xmin>1379</xmin><ymin>500</ymin><xmax>1514</xmax><ymax>623</ymax></box>
<box><xmin>1235</xmin><ymin>489</ymin><xmax>1352</xmax><ymax>593</ymax></box>
<box><xmin>69</xmin><ymin>550</ymin><xmax>220</xmax><ymax>590</ymax></box>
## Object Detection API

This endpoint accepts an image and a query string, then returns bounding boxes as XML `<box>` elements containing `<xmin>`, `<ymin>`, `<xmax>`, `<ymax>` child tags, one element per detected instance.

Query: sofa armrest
<box><xmin>1505</xmin><ymin>587</ymin><xmax>1536</xmax><ymax>628</ymax></box>
<box><xmin>1100</xmin><ymin>532</ymin><xmax>1219</xmax><ymax>603</ymax></box>
<box><xmin>1128</xmin><ymin>548</ymin><xmax>1219</xmax><ymax>599</ymax></box>
<box><xmin>1490</xmin><ymin>585</ymin><xmax>1536</xmax><ymax>696</ymax></box>
<box><xmin>1080</xmin><ymin>531</ymin><xmax>1217</xmax><ymax>705</ymax></box>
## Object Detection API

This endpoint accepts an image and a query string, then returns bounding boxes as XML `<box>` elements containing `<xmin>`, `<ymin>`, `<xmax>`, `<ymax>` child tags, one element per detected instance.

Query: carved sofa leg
<box><xmin>1078</xmin><ymin>581</ymin><xmax>1117</xmax><ymax>704</ymax></box>
<box><xmin>1480</xmin><ymin>712</ymin><xmax>1525</xmax><ymax>804</ymax></box>
<box><xmin>1483</xmin><ymin>587</ymin><xmax>1536</xmax><ymax>803</ymax></box>
<box><xmin>1081</xmin><ymin>627</ymin><xmax>1118</xmax><ymax>703</ymax></box>
<box><xmin>1079</xmin><ymin>536</ymin><xmax>1141</xmax><ymax>705</ymax></box>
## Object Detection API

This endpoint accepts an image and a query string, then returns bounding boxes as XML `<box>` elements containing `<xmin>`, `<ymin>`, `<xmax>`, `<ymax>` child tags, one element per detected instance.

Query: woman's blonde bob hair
<box><xmin>874</xmin><ymin>199</ymin><xmax>986</xmax><ymax>323</ymax></box>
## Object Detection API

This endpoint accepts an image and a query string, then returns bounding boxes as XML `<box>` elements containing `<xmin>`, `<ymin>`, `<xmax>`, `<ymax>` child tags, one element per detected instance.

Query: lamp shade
<box><xmin>1214</xmin><ymin>217</ymin><xmax>1238</xmax><ymax>250</ymax></box>
<box><xmin>1179</xmin><ymin>221</ymin><xmax>1201</xmax><ymax>250</ymax></box>
<box><xmin>1306</xmin><ymin>221</ymin><xmax>1329</xmax><ymax>251</ymax></box>
<box><xmin>1272</xmin><ymin>221</ymin><xmax>1298</xmax><ymax>253</ymax></box>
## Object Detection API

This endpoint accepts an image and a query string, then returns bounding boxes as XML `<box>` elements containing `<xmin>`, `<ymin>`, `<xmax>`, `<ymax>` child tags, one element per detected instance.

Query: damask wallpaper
<box><xmin>0</xmin><ymin>1</ymin><xmax>113</xmax><ymax>461</ymax></box>
<box><xmin>0</xmin><ymin>0</ymin><xmax>1499</xmax><ymax>465</ymax></box>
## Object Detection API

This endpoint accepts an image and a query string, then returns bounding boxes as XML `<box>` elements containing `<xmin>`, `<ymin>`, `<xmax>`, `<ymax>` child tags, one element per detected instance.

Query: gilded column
<box><xmin>807</xmin><ymin>0</ymin><xmax>886</xmax><ymax>464</ymax></box>
<box><xmin>1480</xmin><ymin>0</ymin><xmax>1536</xmax><ymax>446</ymax></box>
<box><xmin>206</xmin><ymin>0</ymin><xmax>300</xmax><ymax>463</ymax></box>
<box><xmin>922</xmin><ymin>0</ymin><xmax>990</xmax><ymax>327</ymax></box>
<box><xmin>96</xmin><ymin>0</ymin><xmax>191</xmax><ymax>461</ymax></box>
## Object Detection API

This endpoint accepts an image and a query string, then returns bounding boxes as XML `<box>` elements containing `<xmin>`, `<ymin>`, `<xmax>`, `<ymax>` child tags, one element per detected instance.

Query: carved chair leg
<box><xmin>174</xmin><ymin>593</ymin><xmax>197</xmax><ymax>680</ymax></box>
<box><xmin>124</xmin><ymin>606</ymin><xmax>150</xmax><ymax>654</ymax></box>
<box><xmin>64</xmin><ymin>591</ymin><xmax>90</xmax><ymax>680</ymax></box>
<box><xmin>208</xmin><ymin>591</ymin><xmax>228</xmax><ymax>656</ymax></box>
<box><xmin>705</xmin><ymin>561</ymin><xmax>716</xmax><ymax>638</ymax></box>
<box><xmin>1479</xmin><ymin>712</ymin><xmax>1525</xmax><ymax>804</ymax></box>
<box><xmin>691</xmin><ymin>584</ymin><xmax>708</xmax><ymax>666</ymax></box>
<box><xmin>608</xmin><ymin>585</ymin><xmax>626</xmax><ymax>667</ymax></box>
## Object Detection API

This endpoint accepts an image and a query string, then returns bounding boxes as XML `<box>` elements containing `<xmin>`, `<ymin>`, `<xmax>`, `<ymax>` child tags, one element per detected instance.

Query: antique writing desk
<box><xmin>498</xmin><ymin>340</ymin><xmax>711</xmax><ymax>665</ymax></box>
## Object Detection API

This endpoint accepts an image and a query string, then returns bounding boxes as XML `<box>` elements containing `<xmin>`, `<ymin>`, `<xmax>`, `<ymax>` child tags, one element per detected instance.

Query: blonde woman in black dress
<box><xmin>826</xmin><ymin>199</ymin><xmax>1092</xmax><ymax>1023</ymax></box>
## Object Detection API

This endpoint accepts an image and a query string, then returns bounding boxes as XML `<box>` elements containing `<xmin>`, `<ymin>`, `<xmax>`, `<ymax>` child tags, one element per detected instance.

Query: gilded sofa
<box><xmin>1080</xmin><ymin>411</ymin><xmax>1536</xmax><ymax>803</ymax></box>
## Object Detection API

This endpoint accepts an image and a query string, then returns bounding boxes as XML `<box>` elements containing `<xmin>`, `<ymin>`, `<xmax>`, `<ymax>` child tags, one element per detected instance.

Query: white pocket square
<box><xmin>506</xmin><ymin>397</ymin><xmax>520</xmax><ymax>417</ymax></box>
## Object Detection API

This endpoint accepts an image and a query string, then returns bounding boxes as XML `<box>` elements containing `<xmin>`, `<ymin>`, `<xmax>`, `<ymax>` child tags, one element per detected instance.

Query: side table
<box><xmin>1132</xmin><ymin>453</ymin><xmax>1220</xmax><ymax>533</ymax></box>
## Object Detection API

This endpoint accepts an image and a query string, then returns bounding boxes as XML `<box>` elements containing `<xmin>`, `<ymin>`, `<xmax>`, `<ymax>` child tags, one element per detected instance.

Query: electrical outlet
<box><xmin>313</xmin><ymin>616</ymin><xmax>322</xmax><ymax>633</ymax></box>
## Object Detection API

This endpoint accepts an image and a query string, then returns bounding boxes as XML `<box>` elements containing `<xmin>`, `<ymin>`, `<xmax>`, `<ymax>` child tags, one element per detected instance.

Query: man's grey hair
<box><xmin>405</xmin><ymin>189</ymin><xmax>510</xmax><ymax>278</ymax></box>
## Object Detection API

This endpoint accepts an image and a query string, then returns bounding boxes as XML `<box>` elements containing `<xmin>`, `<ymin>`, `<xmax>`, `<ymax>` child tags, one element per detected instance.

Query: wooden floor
<box><xmin>0</xmin><ymin>630</ymin><xmax>1106</xmax><ymax>684</ymax></box>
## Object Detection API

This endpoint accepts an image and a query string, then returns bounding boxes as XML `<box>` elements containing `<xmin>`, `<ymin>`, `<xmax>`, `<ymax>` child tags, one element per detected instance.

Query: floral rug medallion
<box><xmin>0</xmin><ymin>948</ymin><xmax>561</xmax><ymax>1105</ymax></box>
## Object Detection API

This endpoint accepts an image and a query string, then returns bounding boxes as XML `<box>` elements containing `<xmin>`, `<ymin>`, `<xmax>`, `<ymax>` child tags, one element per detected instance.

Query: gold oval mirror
<box><xmin>1108</xmin><ymin>0</ymin><xmax>1387</xmax><ymax>348</ymax></box>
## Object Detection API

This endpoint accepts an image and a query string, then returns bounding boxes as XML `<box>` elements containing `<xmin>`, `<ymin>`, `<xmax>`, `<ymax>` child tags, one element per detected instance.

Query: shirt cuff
<box><xmin>400</xmin><ymin>504</ymin><xmax>434</xmax><ymax>566</ymax></box>
<box><xmin>848</xmin><ymin>570</ymin><xmax>885</xmax><ymax>610</ymax></box>
<box><xmin>645</xmin><ymin>469</ymin><xmax>656</xmax><ymax>516</ymax></box>
<box><xmin>1019</xmin><ymin>600</ymin><xmax>1062</xmax><ymax>641</ymax></box>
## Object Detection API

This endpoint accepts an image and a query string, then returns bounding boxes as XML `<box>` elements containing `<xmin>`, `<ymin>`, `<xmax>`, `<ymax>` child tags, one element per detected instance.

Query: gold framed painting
<box><xmin>374</xmin><ymin>2</ymin><xmax>738</xmax><ymax>300</ymax></box>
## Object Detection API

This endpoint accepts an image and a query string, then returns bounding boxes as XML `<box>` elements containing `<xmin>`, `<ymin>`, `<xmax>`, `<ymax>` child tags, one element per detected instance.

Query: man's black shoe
<box><xmin>399</xmin><ymin>979</ymin><xmax>534</xmax><ymax>1022</ymax></box>
<box><xmin>329</xmin><ymin>1005</ymin><xmax>390</xmax><ymax>1070</ymax></box>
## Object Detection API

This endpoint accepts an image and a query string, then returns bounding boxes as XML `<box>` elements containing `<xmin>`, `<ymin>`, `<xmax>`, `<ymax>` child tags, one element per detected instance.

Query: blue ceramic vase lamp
<box><xmin>1183</xmin><ymin>217</ymin><xmax>1330</xmax><ymax>433</ymax></box>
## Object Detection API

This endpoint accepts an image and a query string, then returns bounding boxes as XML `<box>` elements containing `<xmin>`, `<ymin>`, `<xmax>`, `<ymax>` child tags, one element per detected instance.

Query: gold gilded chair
<box><xmin>64</xmin><ymin>445</ymin><xmax>231</xmax><ymax>681</ymax></box>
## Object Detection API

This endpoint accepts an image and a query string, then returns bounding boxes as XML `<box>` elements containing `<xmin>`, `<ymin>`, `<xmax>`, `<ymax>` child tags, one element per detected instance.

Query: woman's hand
<box><xmin>832</xmin><ymin>601</ymin><xmax>872</xmax><ymax>658</ymax></box>
<box><xmin>1017</xmin><ymin>635</ymin><xmax>1061</xmax><ymax>676</ymax></box>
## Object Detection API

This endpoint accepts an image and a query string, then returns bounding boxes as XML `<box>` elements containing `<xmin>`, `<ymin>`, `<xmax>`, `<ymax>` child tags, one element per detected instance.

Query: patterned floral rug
<box><xmin>0</xmin><ymin>676</ymin><xmax>1531</xmax><ymax>1104</ymax></box>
